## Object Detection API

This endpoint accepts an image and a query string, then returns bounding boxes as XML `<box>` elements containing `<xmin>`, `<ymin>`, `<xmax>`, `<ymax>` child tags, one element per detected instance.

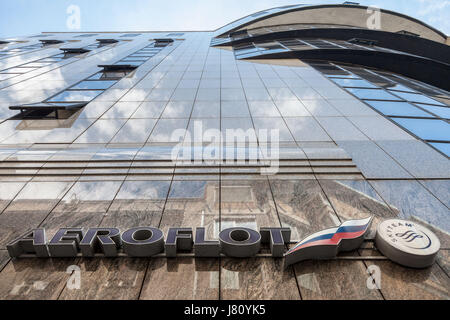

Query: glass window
<box><xmin>279</xmin><ymin>39</ymin><xmax>304</xmax><ymax>46</ymax></box>
<box><xmin>365</xmin><ymin>101</ymin><xmax>434</xmax><ymax>117</ymax></box>
<box><xmin>0</xmin><ymin>74</ymin><xmax>17</xmax><ymax>80</ymax></box>
<box><xmin>168</xmin><ymin>181</ymin><xmax>208</xmax><ymax>199</ymax></box>
<box><xmin>139</xmin><ymin>49</ymin><xmax>158</xmax><ymax>54</ymax></box>
<box><xmin>22</xmin><ymin>62</ymin><xmax>51</xmax><ymax>68</ymax></box>
<box><xmin>61</xmin><ymin>181</ymin><xmax>121</xmax><ymax>202</ymax></box>
<box><xmin>39</xmin><ymin>58</ymin><xmax>63</xmax><ymax>63</ymax></box>
<box><xmin>120</xmin><ymin>33</ymin><xmax>141</xmax><ymax>37</ymax></box>
<box><xmin>331</xmin><ymin>78</ymin><xmax>378</xmax><ymax>88</ymax></box>
<box><xmin>116</xmin><ymin>180</ymin><xmax>170</xmax><ymax>200</ymax></box>
<box><xmin>127</xmin><ymin>53</ymin><xmax>152</xmax><ymax>57</ymax></box>
<box><xmin>342</xmin><ymin>67</ymin><xmax>394</xmax><ymax>87</ymax></box>
<box><xmin>15</xmin><ymin>181</ymin><xmax>72</xmax><ymax>200</ymax></box>
<box><xmin>255</xmin><ymin>42</ymin><xmax>284</xmax><ymax>50</ymax></box>
<box><xmin>115</xmin><ymin>61</ymin><xmax>143</xmax><ymax>66</ymax></box>
<box><xmin>147</xmin><ymin>119</ymin><xmax>189</xmax><ymax>142</ymax></box>
<box><xmin>431</xmin><ymin>94</ymin><xmax>450</xmax><ymax>106</ymax></box>
<box><xmin>76</xmin><ymin>33</ymin><xmax>99</xmax><ymax>37</ymax></box>
<box><xmin>47</xmin><ymin>90</ymin><xmax>102</xmax><ymax>102</ymax></box>
<box><xmin>3</xmin><ymin>67</ymin><xmax>37</xmax><ymax>73</ymax></box>
<box><xmin>390</xmin><ymin>118</ymin><xmax>450</xmax><ymax>141</ymax></box>
<box><xmin>87</xmin><ymin>73</ymin><xmax>104</xmax><ymax>80</ymax></box>
<box><xmin>414</xmin><ymin>104</ymin><xmax>450</xmax><ymax>119</ymax></box>
<box><xmin>303</xmin><ymin>39</ymin><xmax>341</xmax><ymax>49</ymax></box>
<box><xmin>92</xmin><ymin>70</ymin><xmax>129</xmax><ymax>80</ymax></box>
<box><xmin>121</xmin><ymin>56</ymin><xmax>149</xmax><ymax>62</ymax></box>
<box><xmin>346</xmin><ymin>88</ymin><xmax>402</xmax><ymax>101</ymax></box>
<box><xmin>429</xmin><ymin>142</ymin><xmax>450</xmax><ymax>157</ymax></box>
<box><xmin>247</xmin><ymin>101</ymin><xmax>280</xmax><ymax>117</ymax></box>
<box><xmin>327</xmin><ymin>74</ymin><xmax>359</xmax><ymax>79</ymax></box>
<box><xmin>234</xmin><ymin>51</ymin><xmax>261</xmax><ymax>59</ymax></box>
<box><xmin>135</xmin><ymin>145</ymin><xmax>175</xmax><ymax>160</ymax></box>
<box><xmin>91</xmin><ymin>148</ymin><xmax>138</xmax><ymax>160</ymax></box>
<box><xmin>376</xmin><ymin>71</ymin><xmax>444</xmax><ymax>97</ymax></box>
<box><xmin>0</xmin><ymin>182</ymin><xmax>25</xmax><ymax>201</ymax></box>
<box><xmin>234</xmin><ymin>46</ymin><xmax>259</xmax><ymax>56</ymax></box>
<box><xmin>306</xmin><ymin>62</ymin><xmax>344</xmax><ymax>75</ymax></box>
<box><xmin>388</xmin><ymin>91</ymin><xmax>446</xmax><ymax>106</ymax></box>
<box><xmin>384</xmin><ymin>83</ymin><xmax>416</xmax><ymax>93</ymax></box>
<box><xmin>62</xmin><ymin>52</ymin><xmax>83</xmax><ymax>59</ymax></box>
<box><xmin>70</xmin><ymin>80</ymin><xmax>116</xmax><ymax>90</ymax></box>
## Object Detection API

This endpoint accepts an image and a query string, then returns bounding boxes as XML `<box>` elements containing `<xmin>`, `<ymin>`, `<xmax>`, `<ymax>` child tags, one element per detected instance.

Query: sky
<box><xmin>0</xmin><ymin>0</ymin><xmax>449</xmax><ymax>38</ymax></box>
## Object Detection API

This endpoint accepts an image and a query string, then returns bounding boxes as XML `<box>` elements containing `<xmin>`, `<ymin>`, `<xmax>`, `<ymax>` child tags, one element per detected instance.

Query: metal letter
<box><xmin>165</xmin><ymin>228</ymin><xmax>193</xmax><ymax>257</ymax></box>
<box><xmin>48</xmin><ymin>228</ymin><xmax>84</xmax><ymax>257</ymax></box>
<box><xmin>194</xmin><ymin>227</ymin><xmax>220</xmax><ymax>257</ymax></box>
<box><xmin>7</xmin><ymin>229</ymin><xmax>49</xmax><ymax>258</ymax></box>
<box><xmin>260</xmin><ymin>227</ymin><xmax>290</xmax><ymax>257</ymax></box>
<box><xmin>121</xmin><ymin>227</ymin><xmax>164</xmax><ymax>257</ymax></box>
<box><xmin>79</xmin><ymin>228</ymin><xmax>121</xmax><ymax>257</ymax></box>
<box><xmin>219</xmin><ymin>227</ymin><xmax>261</xmax><ymax>257</ymax></box>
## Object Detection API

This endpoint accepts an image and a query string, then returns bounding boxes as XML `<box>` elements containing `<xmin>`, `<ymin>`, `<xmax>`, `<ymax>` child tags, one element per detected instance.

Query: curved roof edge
<box><xmin>213</xmin><ymin>28</ymin><xmax>450</xmax><ymax>64</ymax></box>
<box><xmin>240</xmin><ymin>49</ymin><xmax>450</xmax><ymax>91</ymax></box>
<box><xmin>214</xmin><ymin>4</ymin><xmax>448</xmax><ymax>42</ymax></box>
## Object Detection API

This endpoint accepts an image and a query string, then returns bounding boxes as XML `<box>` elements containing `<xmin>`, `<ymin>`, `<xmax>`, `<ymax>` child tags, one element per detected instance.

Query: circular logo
<box><xmin>375</xmin><ymin>219</ymin><xmax>440</xmax><ymax>268</ymax></box>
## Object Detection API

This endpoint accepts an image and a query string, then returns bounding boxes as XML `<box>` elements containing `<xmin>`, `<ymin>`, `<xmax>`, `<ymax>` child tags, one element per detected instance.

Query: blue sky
<box><xmin>0</xmin><ymin>0</ymin><xmax>449</xmax><ymax>38</ymax></box>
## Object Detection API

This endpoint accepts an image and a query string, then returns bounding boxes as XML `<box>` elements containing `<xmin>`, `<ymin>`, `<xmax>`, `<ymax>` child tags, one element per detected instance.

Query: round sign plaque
<box><xmin>375</xmin><ymin>219</ymin><xmax>440</xmax><ymax>268</ymax></box>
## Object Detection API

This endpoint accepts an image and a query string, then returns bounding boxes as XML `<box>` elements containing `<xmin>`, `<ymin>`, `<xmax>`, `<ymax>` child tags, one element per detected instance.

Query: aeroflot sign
<box><xmin>6</xmin><ymin>218</ymin><xmax>372</xmax><ymax>267</ymax></box>
<box><xmin>7</xmin><ymin>226</ymin><xmax>291</xmax><ymax>259</ymax></box>
<box><xmin>6</xmin><ymin>217</ymin><xmax>441</xmax><ymax>268</ymax></box>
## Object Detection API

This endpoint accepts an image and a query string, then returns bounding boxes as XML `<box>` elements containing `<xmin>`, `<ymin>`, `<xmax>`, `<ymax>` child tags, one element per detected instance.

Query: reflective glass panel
<box><xmin>429</xmin><ymin>142</ymin><xmax>450</xmax><ymax>157</ymax></box>
<box><xmin>116</xmin><ymin>180</ymin><xmax>170</xmax><ymax>200</ymax></box>
<box><xmin>47</xmin><ymin>90</ymin><xmax>103</xmax><ymax>102</ymax></box>
<box><xmin>389</xmin><ymin>91</ymin><xmax>446</xmax><ymax>106</ymax></box>
<box><xmin>390</xmin><ymin>118</ymin><xmax>450</xmax><ymax>141</ymax></box>
<box><xmin>22</xmin><ymin>62</ymin><xmax>51</xmax><ymax>67</ymax></box>
<box><xmin>0</xmin><ymin>74</ymin><xmax>17</xmax><ymax>80</ymax></box>
<box><xmin>365</xmin><ymin>101</ymin><xmax>434</xmax><ymax>117</ymax></box>
<box><xmin>346</xmin><ymin>88</ymin><xmax>402</xmax><ymax>101</ymax></box>
<box><xmin>87</xmin><ymin>73</ymin><xmax>104</xmax><ymax>80</ymax></box>
<box><xmin>415</xmin><ymin>104</ymin><xmax>450</xmax><ymax>119</ymax></box>
<box><xmin>71</xmin><ymin>80</ymin><xmax>116</xmax><ymax>90</ymax></box>
<box><xmin>121</xmin><ymin>57</ymin><xmax>149</xmax><ymax>61</ymax></box>
<box><xmin>115</xmin><ymin>61</ymin><xmax>143</xmax><ymax>66</ymax></box>
<box><xmin>331</xmin><ymin>78</ymin><xmax>377</xmax><ymax>88</ymax></box>
<box><xmin>383</xmin><ymin>83</ymin><xmax>416</xmax><ymax>93</ymax></box>
<box><xmin>3</xmin><ymin>67</ymin><xmax>37</xmax><ymax>73</ymax></box>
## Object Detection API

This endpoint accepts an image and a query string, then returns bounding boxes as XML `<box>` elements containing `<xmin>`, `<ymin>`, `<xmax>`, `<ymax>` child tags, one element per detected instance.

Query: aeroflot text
<box><xmin>7</xmin><ymin>226</ymin><xmax>291</xmax><ymax>258</ymax></box>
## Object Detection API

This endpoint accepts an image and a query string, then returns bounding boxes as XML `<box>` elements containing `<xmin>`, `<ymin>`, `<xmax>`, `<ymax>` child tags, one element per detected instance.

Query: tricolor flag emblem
<box><xmin>285</xmin><ymin>217</ymin><xmax>372</xmax><ymax>266</ymax></box>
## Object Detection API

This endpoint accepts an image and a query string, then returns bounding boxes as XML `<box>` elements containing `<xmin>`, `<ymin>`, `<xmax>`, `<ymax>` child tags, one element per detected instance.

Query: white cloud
<box><xmin>416</xmin><ymin>0</ymin><xmax>450</xmax><ymax>34</ymax></box>
<box><xmin>417</xmin><ymin>0</ymin><xmax>450</xmax><ymax>15</ymax></box>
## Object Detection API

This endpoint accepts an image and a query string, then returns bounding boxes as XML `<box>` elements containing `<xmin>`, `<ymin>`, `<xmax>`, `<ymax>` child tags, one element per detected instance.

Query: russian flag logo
<box><xmin>285</xmin><ymin>217</ymin><xmax>372</xmax><ymax>266</ymax></box>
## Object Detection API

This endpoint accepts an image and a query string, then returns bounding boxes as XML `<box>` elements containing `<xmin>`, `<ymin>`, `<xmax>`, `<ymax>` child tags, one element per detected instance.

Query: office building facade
<box><xmin>0</xmin><ymin>3</ymin><xmax>448</xmax><ymax>300</ymax></box>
